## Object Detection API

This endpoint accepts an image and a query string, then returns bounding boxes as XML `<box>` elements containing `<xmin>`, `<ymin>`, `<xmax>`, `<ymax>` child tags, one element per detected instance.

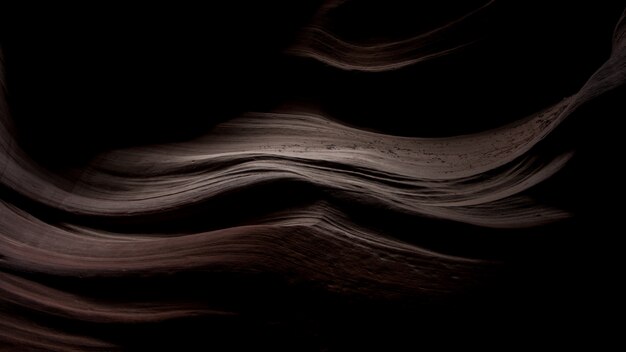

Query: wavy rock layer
<box><xmin>1</xmin><ymin>2</ymin><xmax>625</xmax><ymax>350</ymax></box>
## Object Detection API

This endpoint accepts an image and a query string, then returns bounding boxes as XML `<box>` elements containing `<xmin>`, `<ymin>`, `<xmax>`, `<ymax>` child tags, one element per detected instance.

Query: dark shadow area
<box><xmin>0</xmin><ymin>1</ymin><xmax>321</xmax><ymax>167</ymax></box>
<box><xmin>285</xmin><ymin>0</ymin><xmax>625</xmax><ymax>136</ymax></box>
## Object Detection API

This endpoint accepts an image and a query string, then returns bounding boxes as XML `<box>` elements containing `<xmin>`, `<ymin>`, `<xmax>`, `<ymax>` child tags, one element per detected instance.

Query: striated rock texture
<box><xmin>1</xmin><ymin>1</ymin><xmax>625</xmax><ymax>350</ymax></box>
